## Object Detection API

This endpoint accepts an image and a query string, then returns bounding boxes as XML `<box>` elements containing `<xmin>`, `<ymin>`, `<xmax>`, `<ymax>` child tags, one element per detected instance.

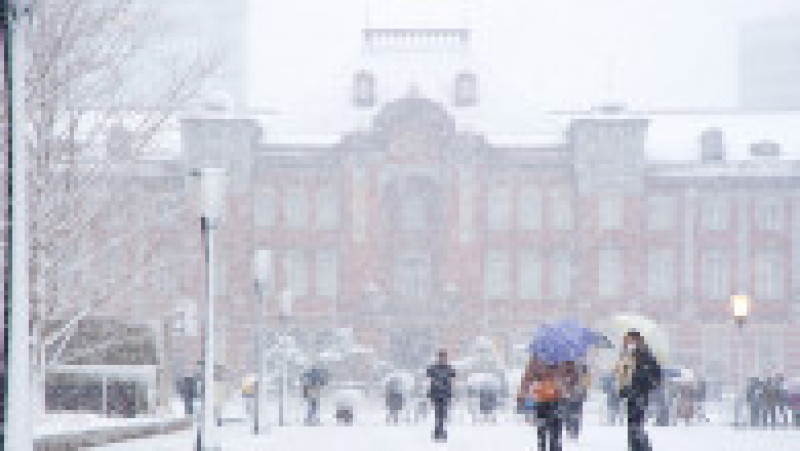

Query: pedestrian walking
<box><xmin>303</xmin><ymin>381</ymin><xmax>322</xmax><ymax>426</ymax></box>
<box><xmin>618</xmin><ymin>330</ymin><xmax>662</xmax><ymax>451</ymax></box>
<box><xmin>775</xmin><ymin>373</ymin><xmax>789</xmax><ymax>427</ymax></box>
<box><xmin>563</xmin><ymin>361</ymin><xmax>588</xmax><ymax>440</ymax></box>
<box><xmin>764</xmin><ymin>375</ymin><xmax>780</xmax><ymax>428</ymax></box>
<box><xmin>426</xmin><ymin>349</ymin><xmax>456</xmax><ymax>442</ymax></box>
<box><xmin>747</xmin><ymin>377</ymin><xmax>764</xmax><ymax>427</ymax></box>
<box><xmin>518</xmin><ymin>361</ymin><xmax>564</xmax><ymax>451</ymax></box>
<box><xmin>385</xmin><ymin>381</ymin><xmax>405</xmax><ymax>424</ymax></box>
<box><xmin>602</xmin><ymin>373</ymin><xmax>623</xmax><ymax>425</ymax></box>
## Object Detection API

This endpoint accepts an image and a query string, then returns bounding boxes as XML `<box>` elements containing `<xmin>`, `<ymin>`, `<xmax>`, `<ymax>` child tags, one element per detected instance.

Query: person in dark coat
<box><xmin>477</xmin><ymin>383</ymin><xmax>499</xmax><ymax>422</ymax></box>
<box><xmin>427</xmin><ymin>349</ymin><xmax>456</xmax><ymax>441</ymax></box>
<box><xmin>385</xmin><ymin>381</ymin><xmax>405</xmax><ymax>424</ymax></box>
<box><xmin>775</xmin><ymin>373</ymin><xmax>789</xmax><ymax>427</ymax></box>
<box><xmin>746</xmin><ymin>377</ymin><xmax>764</xmax><ymax>427</ymax></box>
<box><xmin>619</xmin><ymin>330</ymin><xmax>662</xmax><ymax>451</ymax></box>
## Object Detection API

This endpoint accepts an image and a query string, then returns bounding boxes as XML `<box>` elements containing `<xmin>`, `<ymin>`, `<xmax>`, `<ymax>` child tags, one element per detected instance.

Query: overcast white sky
<box><xmin>246</xmin><ymin>0</ymin><xmax>800</xmax><ymax>134</ymax></box>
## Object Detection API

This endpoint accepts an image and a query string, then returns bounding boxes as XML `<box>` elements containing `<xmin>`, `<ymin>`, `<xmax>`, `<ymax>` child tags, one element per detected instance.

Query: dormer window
<box><xmin>454</xmin><ymin>71</ymin><xmax>478</xmax><ymax>107</ymax></box>
<box><xmin>353</xmin><ymin>70</ymin><xmax>376</xmax><ymax>108</ymax></box>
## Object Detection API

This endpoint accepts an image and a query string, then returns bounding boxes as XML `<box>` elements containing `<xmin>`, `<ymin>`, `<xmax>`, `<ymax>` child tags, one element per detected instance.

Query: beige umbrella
<box><xmin>595</xmin><ymin>314</ymin><xmax>669</xmax><ymax>370</ymax></box>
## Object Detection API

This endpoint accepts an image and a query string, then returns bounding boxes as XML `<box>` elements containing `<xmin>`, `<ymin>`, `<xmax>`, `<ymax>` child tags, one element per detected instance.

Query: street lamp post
<box><xmin>5</xmin><ymin>2</ymin><xmax>34</xmax><ymax>450</ymax></box>
<box><xmin>731</xmin><ymin>294</ymin><xmax>751</xmax><ymax>427</ymax></box>
<box><xmin>278</xmin><ymin>288</ymin><xmax>293</xmax><ymax>426</ymax></box>
<box><xmin>252</xmin><ymin>250</ymin><xmax>272</xmax><ymax>434</ymax></box>
<box><xmin>193</xmin><ymin>168</ymin><xmax>227</xmax><ymax>451</ymax></box>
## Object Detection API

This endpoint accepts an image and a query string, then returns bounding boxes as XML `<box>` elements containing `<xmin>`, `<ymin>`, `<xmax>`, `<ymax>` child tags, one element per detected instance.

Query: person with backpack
<box><xmin>618</xmin><ymin>330</ymin><xmax>662</xmax><ymax>451</ymax></box>
<box><xmin>519</xmin><ymin>359</ymin><xmax>564</xmax><ymax>451</ymax></box>
<box><xmin>426</xmin><ymin>349</ymin><xmax>456</xmax><ymax>442</ymax></box>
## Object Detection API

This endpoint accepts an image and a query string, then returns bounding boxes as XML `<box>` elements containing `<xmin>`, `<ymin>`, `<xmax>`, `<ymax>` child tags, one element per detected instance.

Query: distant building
<box><xmin>739</xmin><ymin>16</ymin><xmax>800</xmax><ymax>110</ymax></box>
<box><xmin>164</xmin><ymin>99</ymin><xmax>800</xmax><ymax>386</ymax></box>
<box><xmin>83</xmin><ymin>5</ymin><xmax>800</xmax><ymax>389</ymax></box>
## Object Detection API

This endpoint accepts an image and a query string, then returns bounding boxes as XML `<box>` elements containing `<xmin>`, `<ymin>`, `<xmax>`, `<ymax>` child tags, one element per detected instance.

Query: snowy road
<box><xmin>98</xmin><ymin>422</ymin><xmax>800</xmax><ymax>450</ymax></box>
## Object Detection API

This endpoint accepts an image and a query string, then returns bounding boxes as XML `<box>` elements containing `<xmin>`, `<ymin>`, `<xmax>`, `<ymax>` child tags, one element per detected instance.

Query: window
<box><xmin>394</xmin><ymin>251</ymin><xmax>432</xmax><ymax>300</ymax></box>
<box><xmin>352</xmin><ymin>167</ymin><xmax>367</xmax><ymax>242</ymax></box>
<box><xmin>487</xmin><ymin>183</ymin><xmax>511</xmax><ymax>231</ymax></box>
<box><xmin>754</xmin><ymin>196</ymin><xmax>784</xmax><ymax>231</ymax></box>
<box><xmin>485</xmin><ymin>249</ymin><xmax>511</xmax><ymax>299</ymax></box>
<box><xmin>353</xmin><ymin>71</ymin><xmax>376</xmax><ymax>107</ymax></box>
<box><xmin>598</xmin><ymin>248</ymin><xmax>623</xmax><ymax>298</ymax></box>
<box><xmin>255</xmin><ymin>186</ymin><xmax>276</xmax><ymax>227</ymax></box>
<box><xmin>454</xmin><ymin>72</ymin><xmax>478</xmax><ymax>107</ymax></box>
<box><xmin>315</xmin><ymin>250</ymin><xmax>339</xmax><ymax>298</ymax></box>
<box><xmin>551</xmin><ymin>249</ymin><xmax>573</xmax><ymax>300</ymax></box>
<box><xmin>599</xmin><ymin>194</ymin><xmax>623</xmax><ymax>230</ymax></box>
<box><xmin>518</xmin><ymin>249</ymin><xmax>542</xmax><ymax>300</ymax></box>
<box><xmin>285</xmin><ymin>250</ymin><xmax>308</xmax><ymax>297</ymax></box>
<box><xmin>647</xmin><ymin>195</ymin><xmax>675</xmax><ymax>231</ymax></box>
<box><xmin>701</xmin><ymin>249</ymin><xmax>729</xmax><ymax>299</ymax></box>
<box><xmin>285</xmin><ymin>183</ymin><xmax>308</xmax><ymax>229</ymax></box>
<box><xmin>550</xmin><ymin>187</ymin><xmax>573</xmax><ymax>230</ymax></box>
<box><xmin>755</xmin><ymin>249</ymin><xmax>784</xmax><ymax>300</ymax></box>
<box><xmin>518</xmin><ymin>186</ymin><xmax>542</xmax><ymax>230</ymax></box>
<box><xmin>647</xmin><ymin>248</ymin><xmax>675</xmax><ymax>298</ymax></box>
<box><xmin>700</xmin><ymin>195</ymin><xmax>729</xmax><ymax>231</ymax></box>
<box><xmin>315</xmin><ymin>184</ymin><xmax>340</xmax><ymax>230</ymax></box>
<box><xmin>458</xmin><ymin>167</ymin><xmax>475</xmax><ymax>242</ymax></box>
<box><xmin>400</xmin><ymin>195</ymin><xmax>427</xmax><ymax>231</ymax></box>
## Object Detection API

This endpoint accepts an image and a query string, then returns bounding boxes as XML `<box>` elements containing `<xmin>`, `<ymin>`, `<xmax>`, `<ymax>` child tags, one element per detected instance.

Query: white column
<box><xmin>6</xmin><ymin>2</ymin><xmax>33</xmax><ymax>450</ymax></box>
<box><xmin>682</xmin><ymin>188</ymin><xmax>697</xmax><ymax>318</ymax></box>
<box><xmin>737</xmin><ymin>192</ymin><xmax>750</xmax><ymax>295</ymax></box>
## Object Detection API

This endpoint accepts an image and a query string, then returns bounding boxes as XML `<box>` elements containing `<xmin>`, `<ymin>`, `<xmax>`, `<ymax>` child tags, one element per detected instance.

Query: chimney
<box><xmin>699</xmin><ymin>128</ymin><xmax>725</xmax><ymax>162</ymax></box>
<box><xmin>749</xmin><ymin>140</ymin><xmax>781</xmax><ymax>159</ymax></box>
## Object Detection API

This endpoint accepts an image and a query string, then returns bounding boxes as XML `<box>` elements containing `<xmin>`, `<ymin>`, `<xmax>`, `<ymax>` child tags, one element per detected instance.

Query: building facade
<box><xmin>165</xmin><ymin>98</ymin><xmax>800</xmax><ymax>387</ymax></box>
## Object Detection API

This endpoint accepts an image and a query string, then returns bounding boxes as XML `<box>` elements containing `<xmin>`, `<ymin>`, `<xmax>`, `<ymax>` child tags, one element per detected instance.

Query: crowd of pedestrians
<box><xmin>745</xmin><ymin>373</ymin><xmax>794</xmax><ymax>428</ymax></box>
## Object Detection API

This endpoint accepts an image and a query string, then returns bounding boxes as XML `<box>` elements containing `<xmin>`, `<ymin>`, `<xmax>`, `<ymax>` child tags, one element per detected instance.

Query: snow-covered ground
<box><xmin>93</xmin><ymin>396</ymin><xmax>800</xmax><ymax>451</ymax></box>
<box><xmin>97</xmin><ymin>422</ymin><xmax>800</xmax><ymax>451</ymax></box>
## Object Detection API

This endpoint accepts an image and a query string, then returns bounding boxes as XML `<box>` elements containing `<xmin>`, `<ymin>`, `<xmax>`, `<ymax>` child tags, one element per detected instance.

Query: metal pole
<box><xmin>254</xmin><ymin>282</ymin><xmax>265</xmax><ymax>434</ymax></box>
<box><xmin>5</xmin><ymin>2</ymin><xmax>33</xmax><ymax>450</ymax></box>
<box><xmin>278</xmin><ymin>316</ymin><xmax>286</xmax><ymax>427</ymax></box>
<box><xmin>738</xmin><ymin>320</ymin><xmax>745</xmax><ymax>428</ymax></box>
<box><xmin>201</xmin><ymin>218</ymin><xmax>216</xmax><ymax>450</ymax></box>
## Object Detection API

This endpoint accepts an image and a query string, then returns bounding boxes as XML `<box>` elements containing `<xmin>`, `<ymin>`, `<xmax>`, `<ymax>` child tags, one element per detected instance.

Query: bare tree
<box><xmin>16</xmin><ymin>0</ymin><xmax>220</xmax><ymax>389</ymax></box>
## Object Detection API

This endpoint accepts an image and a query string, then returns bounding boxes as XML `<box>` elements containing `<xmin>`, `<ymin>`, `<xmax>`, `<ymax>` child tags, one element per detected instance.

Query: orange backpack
<box><xmin>531</xmin><ymin>377</ymin><xmax>560</xmax><ymax>402</ymax></box>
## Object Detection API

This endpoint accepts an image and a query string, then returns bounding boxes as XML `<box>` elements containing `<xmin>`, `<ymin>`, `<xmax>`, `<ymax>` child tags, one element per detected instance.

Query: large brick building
<box><xmin>79</xmin><ymin>20</ymin><xmax>800</xmax><ymax>389</ymax></box>
<box><xmin>162</xmin><ymin>96</ymin><xmax>800</xmax><ymax>388</ymax></box>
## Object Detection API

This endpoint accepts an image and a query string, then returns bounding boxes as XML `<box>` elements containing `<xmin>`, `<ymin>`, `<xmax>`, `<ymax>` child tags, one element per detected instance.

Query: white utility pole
<box><xmin>5</xmin><ymin>1</ymin><xmax>33</xmax><ymax>450</ymax></box>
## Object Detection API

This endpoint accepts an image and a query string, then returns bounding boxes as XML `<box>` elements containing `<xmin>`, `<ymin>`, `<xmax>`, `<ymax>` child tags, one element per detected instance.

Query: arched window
<box><xmin>454</xmin><ymin>72</ymin><xmax>478</xmax><ymax>107</ymax></box>
<box><xmin>353</xmin><ymin>70</ymin><xmax>376</xmax><ymax>107</ymax></box>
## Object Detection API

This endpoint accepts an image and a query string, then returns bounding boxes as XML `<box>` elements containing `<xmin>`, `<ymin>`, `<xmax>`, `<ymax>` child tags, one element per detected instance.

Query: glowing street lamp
<box><xmin>731</xmin><ymin>294</ymin><xmax>750</xmax><ymax>328</ymax></box>
<box><xmin>730</xmin><ymin>293</ymin><xmax>751</xmax><ymax>427</ymax></box>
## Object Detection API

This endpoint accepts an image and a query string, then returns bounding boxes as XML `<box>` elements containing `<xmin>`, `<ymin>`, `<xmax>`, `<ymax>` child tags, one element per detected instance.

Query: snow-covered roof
<box><xmin>648</xmin><ymin>159</ymin><xmax>800</xmax><ymax>179</ymax></box>
<box><xmin>645</xmin><ymin>112</ymin><xmax>800</xmax><ymax>161</ymax></box>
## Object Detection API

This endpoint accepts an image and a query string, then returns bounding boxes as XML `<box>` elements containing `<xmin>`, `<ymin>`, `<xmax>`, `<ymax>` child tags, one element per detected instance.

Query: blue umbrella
<box><xmin>527</xmin><ymin>324</ymin><xmax>576</xmax><ymax>364</ymax></box>
<box><xmin>553</xmin><ymin>319</ymin><xmax>613</xmax><ymax>352</ymax></box>
<box><xmin>528</xmin><ymin>320</ymin><xmax>609</xmax><ymax>364</ymax></box>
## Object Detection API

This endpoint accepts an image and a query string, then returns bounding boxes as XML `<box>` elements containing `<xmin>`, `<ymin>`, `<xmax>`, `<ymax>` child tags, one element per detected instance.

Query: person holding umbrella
<box><xmin>618</xmin><ymin>330</ymin><xmax>662</xmax><ymax>451</ymax></box>
<box><xmin>518</xmin><ymin>358</ymin><xmax>564</xmax><ymax>451</ymax></box>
